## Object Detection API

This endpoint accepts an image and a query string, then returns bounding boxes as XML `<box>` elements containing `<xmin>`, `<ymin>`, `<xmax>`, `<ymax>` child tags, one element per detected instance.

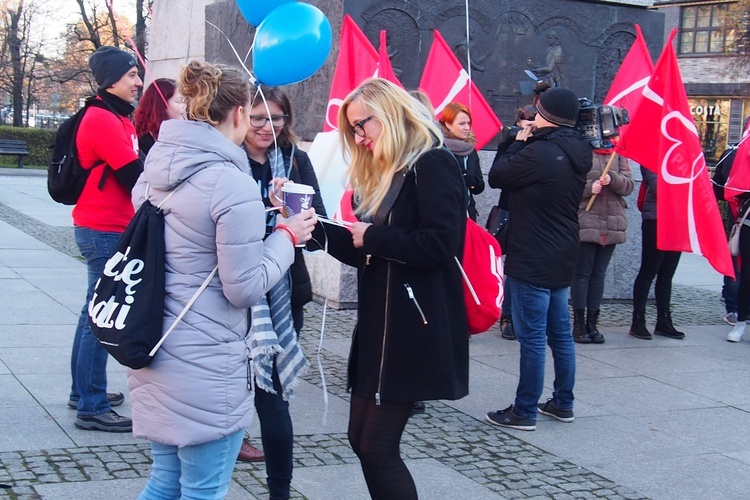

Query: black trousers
<box><xmin>632</xmin><ymin>219</ymin><xmax>681</xmax><ymax>314</ymax></box>
<box><xmin>737</xmin><ymin>224</ymin><xmax>750</xmax><ymax>322</ymax></box>
<box><xmin>571</xmin><ymin>242</ymin><xmax>617</xmax><ymax>310</ymax></box>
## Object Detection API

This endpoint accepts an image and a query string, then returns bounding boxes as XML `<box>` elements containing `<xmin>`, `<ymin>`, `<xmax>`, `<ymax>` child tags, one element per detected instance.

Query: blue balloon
<box><xmin>236</xmin><ymin>0</ymin><xmax>294</xmax><ymax>27</ymax></box>
<box><xmin>253</xmin><ymin>3</ymin><xmax>332</xmax><ymax>86</ymax></box>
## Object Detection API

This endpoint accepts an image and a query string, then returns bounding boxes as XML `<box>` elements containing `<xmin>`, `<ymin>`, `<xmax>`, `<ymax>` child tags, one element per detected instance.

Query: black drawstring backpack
<box><xmin>88</xmin><ymin>185</ymin><xmax>216</xmax><ymax>369</ymax></box>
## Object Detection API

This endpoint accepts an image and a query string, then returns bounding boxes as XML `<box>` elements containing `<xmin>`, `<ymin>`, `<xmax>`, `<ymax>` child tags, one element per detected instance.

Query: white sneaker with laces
<box><xmin>727</xmin><ymin>322</ymin><xmax>746</xmax><ymax>343</ymax></box>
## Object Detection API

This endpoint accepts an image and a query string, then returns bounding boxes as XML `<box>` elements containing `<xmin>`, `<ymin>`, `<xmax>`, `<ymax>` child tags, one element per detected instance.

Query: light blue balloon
<box><xmin>236</xmin><ymin>0</ymin><xmax>294</xmax><ymax>28</ymax></box>
<box><xmin>253</xmin><ymin>3</ymin><xmax>333</xmax><ymax>86</ymax></box>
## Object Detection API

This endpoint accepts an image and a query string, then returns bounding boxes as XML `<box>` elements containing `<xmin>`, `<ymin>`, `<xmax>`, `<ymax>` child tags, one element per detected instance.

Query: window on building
<box><xmin>679</xmin><ymin>3</ymin><xmax>733</xmax><ymax>55</ymax></box>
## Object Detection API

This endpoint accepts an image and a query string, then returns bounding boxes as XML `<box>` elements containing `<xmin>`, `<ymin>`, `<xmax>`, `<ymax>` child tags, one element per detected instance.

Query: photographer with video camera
<box><xmin>486</xmin><ymin>87</ymin><xmax>592</xmax><ymax>430</ymax></box>
<box><xmin>489</xmin><ymin>105</ymin><xmax>537</xmax><ymax>341</ymax></box>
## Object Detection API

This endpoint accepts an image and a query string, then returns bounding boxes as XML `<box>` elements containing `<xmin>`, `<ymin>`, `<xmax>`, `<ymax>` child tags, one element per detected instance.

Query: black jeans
<box><xmin>256</xmin><ymin>366</ymin><xmax>293</xmax><ymax>500</ymax></box>
<box><xmin>737</xmin><ymin>225</ymin><xmax>750</xmax><ymax>322</ymax></box>
<box><xmin>632</xmin><ymin>219</ymin><xmax>681</xmax><ymax>314</ymax></box>
<box><xmin>571</xmin><ymin>242</ymin><xmax>616</xmax><ymax>310</ymax></box>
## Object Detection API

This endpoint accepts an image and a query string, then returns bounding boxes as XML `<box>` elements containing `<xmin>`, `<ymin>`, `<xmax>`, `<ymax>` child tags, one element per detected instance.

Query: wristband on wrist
<box><xmin>274</xmin><ymin>223</ymin><xmax>298</xmax><ymax>246</ymax></box>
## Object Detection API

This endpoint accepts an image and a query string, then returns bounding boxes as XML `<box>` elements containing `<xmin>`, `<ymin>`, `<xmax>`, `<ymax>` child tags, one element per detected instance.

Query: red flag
<box><xmin>377</xmin><ymin>30</ymin><xmax>404</xmax><ymax>88</ymax></box>
<box><xmin>604</xmin><ymin>24</ymin><xmax>654</xmax><ymax>139</ymax></box>
<box><xmin>323</xmin><ymin>15</ymin><xmax>378</xmax><ymax>132</ymax></box>
<box><xmin>418</xmin><ymin>30</ymin><xmax>502</xmax><ymax>149</ymax></box>
<box><xmin>624</xmin><ymin>29</ymin><xmax>734</xmax><ymax>278</ymax></box>
<box><xmin>723</xmin><ymin>121</ymin><xmax>750</xmax><ymax>214</ymax></box>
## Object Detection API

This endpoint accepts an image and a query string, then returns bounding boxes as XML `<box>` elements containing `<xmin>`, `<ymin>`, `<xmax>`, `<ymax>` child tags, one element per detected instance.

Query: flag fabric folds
<box><xmin>323</xmin><ymin>15</ymin><xmax>378</xmax><ymax>132</ymax></box>
<box><xmin>620</xmin><ymin>29</ymin><xmax>734</xmax><ymax>278</ymax></box>
<box><xmin>377</xmin><ymin>30</ymin><xmax>404</xmax><ymax>88</ymax></box>
<box><xmin>418</xmin><ymin>30</ymin><xmax>502</xmax><ymax>149</ymax></box>
<box><xmin>724</xmin><ymin>120</ymin><xmax>750</xmax><ymax>214</ymax></box>
<box><xmin>604</xmin><ymin>24</ymin><xmax>654</xmax><ymax>139</ymax></box>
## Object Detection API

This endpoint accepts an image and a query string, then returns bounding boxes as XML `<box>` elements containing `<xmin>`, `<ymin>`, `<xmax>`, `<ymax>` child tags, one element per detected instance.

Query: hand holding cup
<box><xmin>276</xmin><ymin>208</ymin><xmax>317</xmax><ymax>247</ymax></box>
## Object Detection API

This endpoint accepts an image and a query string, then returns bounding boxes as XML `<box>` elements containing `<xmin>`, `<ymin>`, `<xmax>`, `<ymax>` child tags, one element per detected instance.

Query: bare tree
<box><xmin>0</xmin><ymin>0</ymin><xmax>51</xmax><ymax>126</ymax></box>
<box><xmin>721</xmin><ymin>0</ymin><xmax>750</xmax><ymax>76</ymax></box>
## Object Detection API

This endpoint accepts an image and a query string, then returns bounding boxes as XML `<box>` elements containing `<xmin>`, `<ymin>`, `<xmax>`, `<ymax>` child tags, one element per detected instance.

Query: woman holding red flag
<box><xmin>629</xmin><ymin>166</ymin><xmax>685</xmax><ymax>340</ymax></box>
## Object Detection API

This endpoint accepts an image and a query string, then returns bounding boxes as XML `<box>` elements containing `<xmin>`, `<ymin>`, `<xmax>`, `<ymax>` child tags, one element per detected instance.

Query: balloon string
<box><xmin>105</xmin><ymin>0</ymin><xmax>169</xmax><ymax>110</ymax></box>
<box><xmin>156</xmin><ymin>0</ymin><xmax>258</xmax><ymax>83</ymax></box>
<box><xmin>204</xmin><ymin>20</ymin><xmax>257</xmax><ymax>84</ymax></box>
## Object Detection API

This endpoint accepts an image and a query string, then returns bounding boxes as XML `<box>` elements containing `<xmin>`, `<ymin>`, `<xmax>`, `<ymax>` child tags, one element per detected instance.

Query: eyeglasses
<box><xmin>249</xmin><ymin>115</ymin><xmax>288</xmax><ymax>128</ymax></box>
<box><xmin>351</xmin><ymin>116</ymin><xmax>373</xmax><ymax>137</ymax></box>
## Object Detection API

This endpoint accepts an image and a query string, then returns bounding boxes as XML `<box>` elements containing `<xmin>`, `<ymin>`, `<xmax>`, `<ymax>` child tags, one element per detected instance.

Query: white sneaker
<box><xmin>727</xmin><ymin>322</ymin><xmax>746</xmax><ymax>343</ymax></box>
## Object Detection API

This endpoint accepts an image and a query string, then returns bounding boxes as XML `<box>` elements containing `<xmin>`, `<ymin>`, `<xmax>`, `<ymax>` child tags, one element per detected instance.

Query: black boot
<box><xmin>586</xmin><ymin>309</ymin><xmax>605</xmax><ymax>344</ymax></box>
<box><xmin>654</xmin><ymin>311</ymin><xmax>685</xmax><ymax>339</ymax></box>
<box><xmin>499</xmin><ymin>315</ymin><xmax>516</xmax><ymax>340</ymax></box>
<box><xmin>629</xmin><ymin>311</ymin><xmax>652</xmax><ymax>340</ymax></box>
<box><xmin>572</xmin><ymin>309</ymin><xmax>590</xmax><ymax>343</ymax></box>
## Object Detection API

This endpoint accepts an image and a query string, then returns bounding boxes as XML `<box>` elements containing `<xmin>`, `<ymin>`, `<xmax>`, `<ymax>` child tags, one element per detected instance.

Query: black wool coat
<box><xmin>315</xmin><ymin>148</ymin><xmax>469</xmax><ymax>403</ymax></box>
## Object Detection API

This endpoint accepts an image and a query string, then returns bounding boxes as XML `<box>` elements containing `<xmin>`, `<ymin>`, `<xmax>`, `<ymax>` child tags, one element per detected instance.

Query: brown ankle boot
<box><xmin>237</xmin><ymin>437</ymin><xmax>265</xmax><ymax>462</ymax></box>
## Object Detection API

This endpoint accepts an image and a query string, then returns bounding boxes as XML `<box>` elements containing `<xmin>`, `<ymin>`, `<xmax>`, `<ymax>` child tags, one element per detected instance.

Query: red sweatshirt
<box><xmin>72</xmin><ymin>101</ymin><xmax>139</xmax><ymax>232</ymax></box>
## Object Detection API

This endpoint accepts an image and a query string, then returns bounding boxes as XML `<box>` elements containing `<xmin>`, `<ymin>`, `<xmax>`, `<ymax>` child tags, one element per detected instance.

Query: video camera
<box><xmin>576</xmin><ymin>98</ymin><xmax>629</xmax><ymax>149</ymax></box>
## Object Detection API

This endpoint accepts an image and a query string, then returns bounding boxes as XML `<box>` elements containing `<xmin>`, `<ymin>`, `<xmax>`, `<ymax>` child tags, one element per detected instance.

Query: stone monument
<box><xmin>150</xmin><ymin>0</ymin><xmax>664</xmax><ymax>305</ymax></box>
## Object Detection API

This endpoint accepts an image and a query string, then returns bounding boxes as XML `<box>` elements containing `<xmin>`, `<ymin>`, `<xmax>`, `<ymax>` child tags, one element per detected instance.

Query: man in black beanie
<box><xmin>68</xmin><ymin>46</ymin><xmax>143</xmax><ymax>432</ymax></box>
<box><xmin>486</xmin><ymin>87</ymin><xmax>592</xmax><ymax>431</ymax></box>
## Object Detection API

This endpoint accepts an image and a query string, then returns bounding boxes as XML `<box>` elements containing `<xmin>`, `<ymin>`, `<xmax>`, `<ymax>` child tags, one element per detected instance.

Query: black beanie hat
<box><xmin>88</xmin><ymin>46</ymin><xmax>137</xmax><ymax>89</ymax></box>
<box><xmin>536</xmin><ymin>87</ymin><xmax>580</xmax><ymax>127</ymax></box>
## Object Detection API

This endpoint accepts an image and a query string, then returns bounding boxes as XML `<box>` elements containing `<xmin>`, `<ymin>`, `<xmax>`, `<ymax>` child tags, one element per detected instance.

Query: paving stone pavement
<box><xmin>0</xmin><ymin>169</ymin><xmax>744</xmax><ymax>500</ymax></box>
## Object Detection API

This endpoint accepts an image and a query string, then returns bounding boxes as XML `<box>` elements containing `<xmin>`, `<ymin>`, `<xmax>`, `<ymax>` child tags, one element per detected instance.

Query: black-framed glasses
<box><xmin>352</xmin><ymin>116</ymin><xmax>374</xmax><ymax>137</ymax></box>
<box><xmin>249</xmin><ymin>115</ymin><xmax>288</xmax><ymax>128</ymax></box>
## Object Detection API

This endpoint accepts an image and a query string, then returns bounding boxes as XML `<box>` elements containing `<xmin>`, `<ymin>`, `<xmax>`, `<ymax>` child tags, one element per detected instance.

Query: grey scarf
<box><xmin>249</xmin><ymin>146</ymin><xmax>308</xmax><ymax>399</ymax></box>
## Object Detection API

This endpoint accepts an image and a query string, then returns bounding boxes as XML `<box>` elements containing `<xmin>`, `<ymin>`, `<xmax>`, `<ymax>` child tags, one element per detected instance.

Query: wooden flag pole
<box><xmin>585</xmin><ymin>152</ymin><xmax>618</xmax><ymax>212</ymax></box>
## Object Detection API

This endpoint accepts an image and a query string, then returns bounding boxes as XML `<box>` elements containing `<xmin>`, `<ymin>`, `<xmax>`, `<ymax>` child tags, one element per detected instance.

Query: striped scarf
<box><xmin>249</xmin><ymin>147</ymin><xmax>307</xmax><ymax>400</ymax></box>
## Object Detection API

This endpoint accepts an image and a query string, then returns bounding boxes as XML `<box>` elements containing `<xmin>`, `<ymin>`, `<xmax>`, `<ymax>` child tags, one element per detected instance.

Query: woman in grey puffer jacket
<box><xmin>571</xmin><ymin>150</ymin><xmax>634</xmax><ymax>344</ymax></box>
<box><xmin>128</xmin><ymin>61</ymin><xmax>317</xmax><ymax>500</ymax></box>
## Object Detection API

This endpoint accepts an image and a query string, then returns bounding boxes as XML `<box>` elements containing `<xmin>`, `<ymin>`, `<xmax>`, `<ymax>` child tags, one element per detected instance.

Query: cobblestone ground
<box><xmin>1</xmin><ymin>200</ymin><xmax>725</xmax><ymax>499</ymax></box>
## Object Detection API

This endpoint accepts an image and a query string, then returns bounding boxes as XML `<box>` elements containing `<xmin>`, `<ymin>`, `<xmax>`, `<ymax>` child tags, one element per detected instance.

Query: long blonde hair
<box><xmin>338</xmin><ymin>79</ymin><xmax>442</xmax><ymax>219</ymax></box>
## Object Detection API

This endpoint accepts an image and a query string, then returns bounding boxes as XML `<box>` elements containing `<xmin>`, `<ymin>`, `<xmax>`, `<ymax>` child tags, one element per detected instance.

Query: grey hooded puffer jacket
<box><xmin>127</xmin><ymin>119</ymin><xmax>294</xmax><ymax>447</ymax></box>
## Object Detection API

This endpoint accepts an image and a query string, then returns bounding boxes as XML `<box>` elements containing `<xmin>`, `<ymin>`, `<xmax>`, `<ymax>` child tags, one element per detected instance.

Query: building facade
<box><xmin>654</xmin><ymin>0</ymin><xmax>750</xmax><ymax>163</ymax></box>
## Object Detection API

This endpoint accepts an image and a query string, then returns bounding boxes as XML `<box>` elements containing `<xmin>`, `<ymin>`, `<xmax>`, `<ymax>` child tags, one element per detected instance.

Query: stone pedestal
<box><xmin>304</xmin><ymin>251</ymin><xmax>358</xmax><ymax>309</ymax></box>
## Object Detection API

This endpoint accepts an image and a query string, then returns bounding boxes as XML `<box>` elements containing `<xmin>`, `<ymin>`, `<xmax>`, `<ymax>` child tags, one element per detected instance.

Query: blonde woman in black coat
<box><xmin>315</xmin><ymin>78</ymin><xmax>469</xmax><ymax>500</ymax></box>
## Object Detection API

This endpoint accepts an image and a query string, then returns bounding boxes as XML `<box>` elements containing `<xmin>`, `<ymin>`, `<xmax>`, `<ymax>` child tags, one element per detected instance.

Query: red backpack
<box><xmin>455</xmin><ymin>219</ymin><xmax>504</xmax><ymax>335</ymax></box>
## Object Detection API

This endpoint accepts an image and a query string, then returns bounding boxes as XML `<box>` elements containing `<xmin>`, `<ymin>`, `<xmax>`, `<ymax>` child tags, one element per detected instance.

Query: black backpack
<box><xmin>47</xmin><ymin>97</ymin><xmax>114</xmax><ymax>205</ymax></box>
<box><xmin>89</xmin><ymin>185</ymin><xmax>217</xmax><ymax>369</ymax></box>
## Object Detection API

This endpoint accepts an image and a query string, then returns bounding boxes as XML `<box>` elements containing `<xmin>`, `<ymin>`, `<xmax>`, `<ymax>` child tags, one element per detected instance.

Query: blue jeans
<box><xmin>508</xmin><ymin>276</ymin><xmax>576</xmax><ymax>419</ymax></box>
<box><xmin>256</xmin><ymin>365</ymin><xmax>293</xmax><ymax>500</ymax></box>
<box><xmin>138</xmin><ymin>430</ymin><xmax>244</xmax><ymax>500</ymax></box>
<box><xmin>70</xmin><ymin>227</ymin><xmax>122</xmax><ymax>415</ymax></box>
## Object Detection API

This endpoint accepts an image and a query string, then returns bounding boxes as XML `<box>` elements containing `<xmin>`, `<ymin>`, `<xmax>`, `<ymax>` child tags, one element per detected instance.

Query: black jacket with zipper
<box><xmin>489</xmin><ymin>126</ymin><xmax>593</xmax><ymax>289</ymax></box>
<box><xmin>314</xmin><ymin>147</ymin><xmax>469</xmax><ymax>403</ymax></box>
